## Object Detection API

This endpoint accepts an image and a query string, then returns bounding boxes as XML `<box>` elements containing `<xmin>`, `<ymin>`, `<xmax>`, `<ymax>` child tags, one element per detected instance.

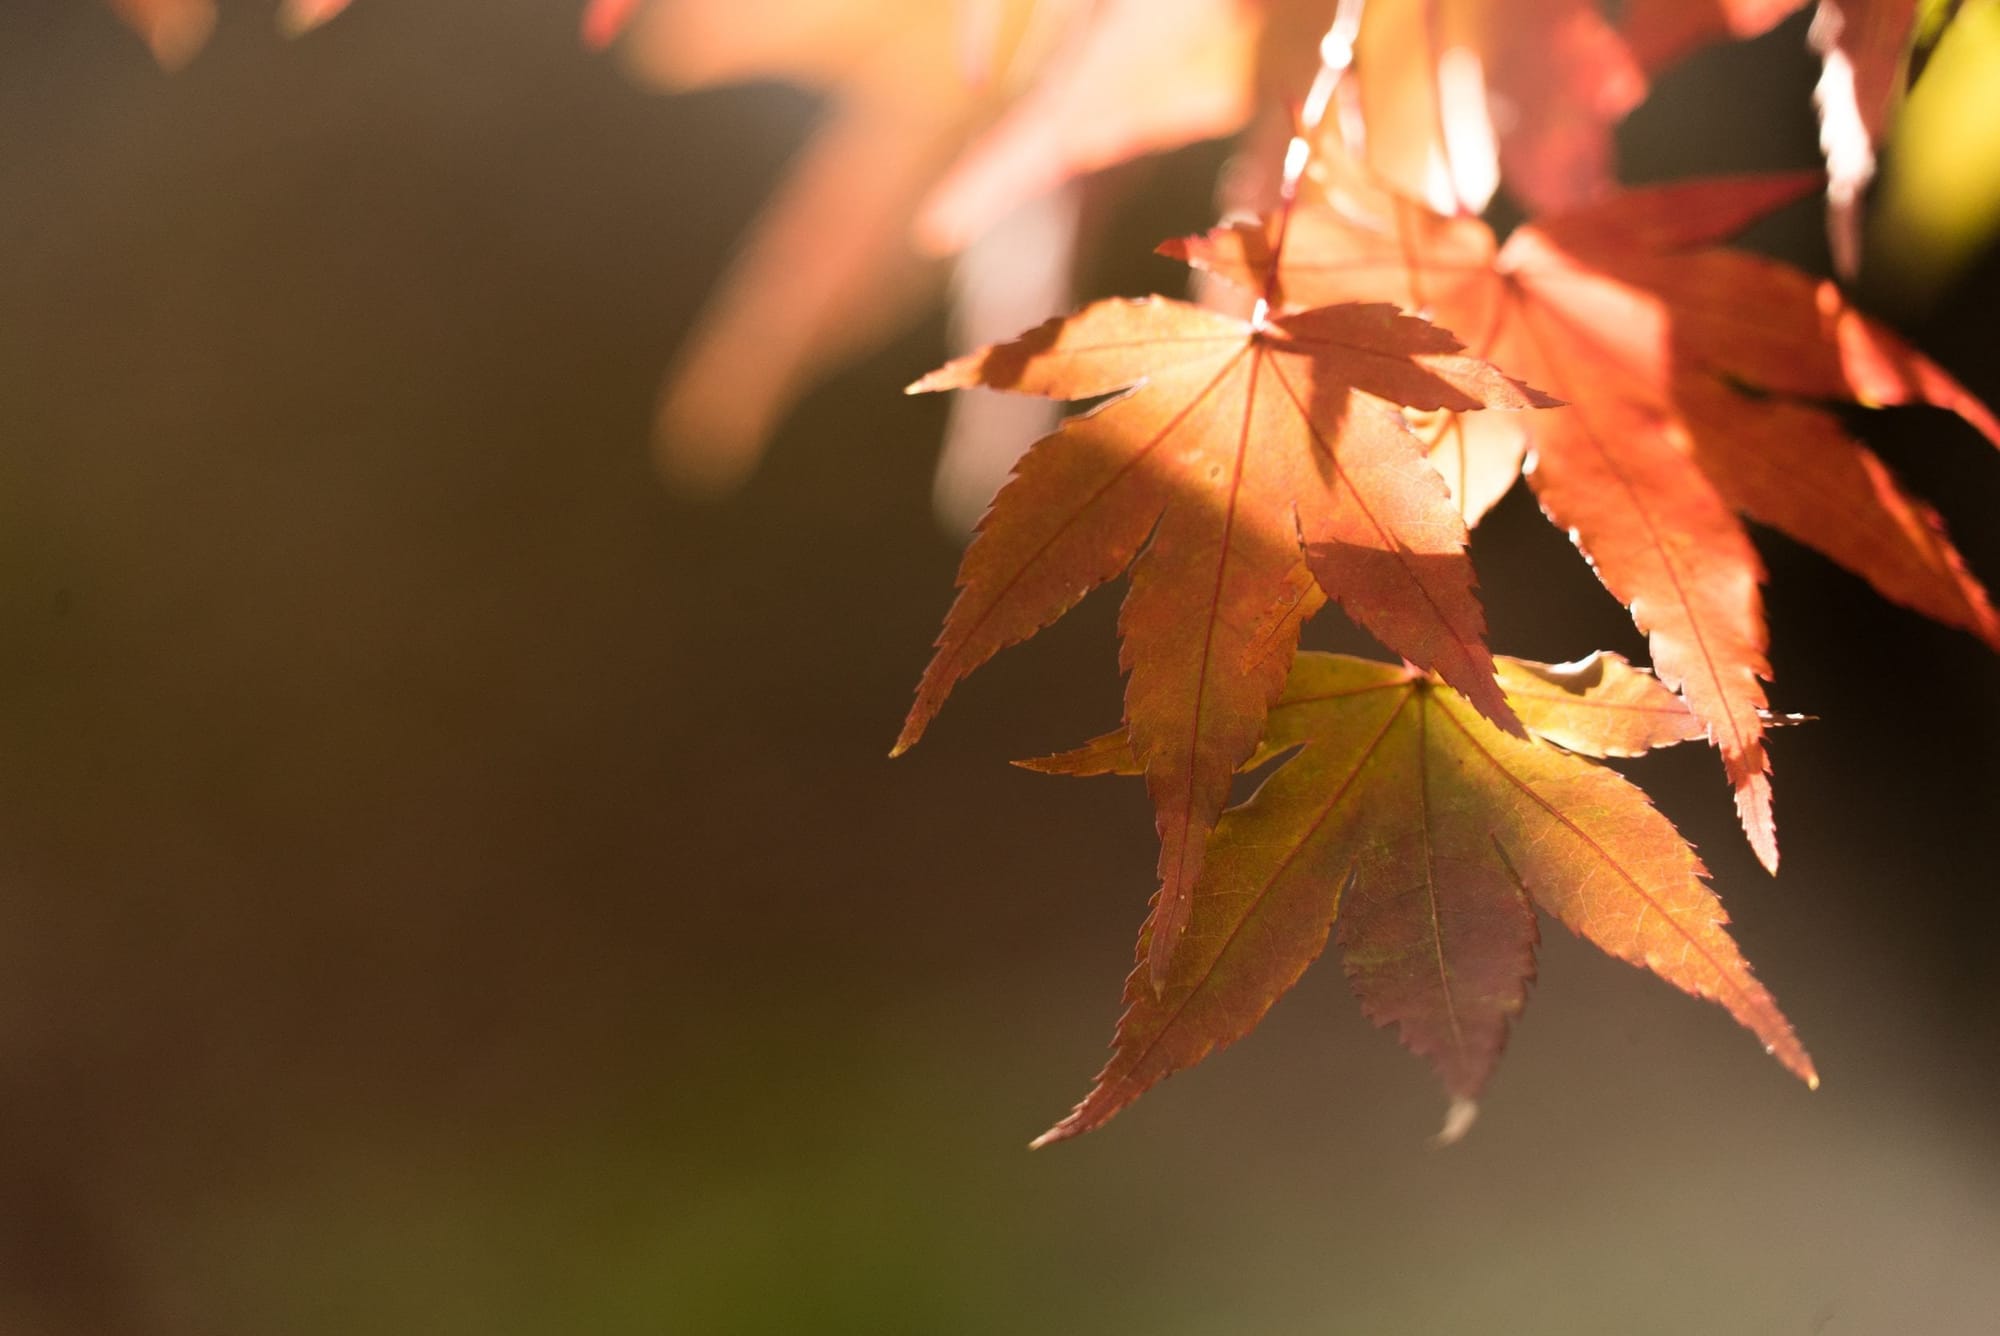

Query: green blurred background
<box><xmin>0</xmin><ymin>4</ymin><xmax>1996</xmax><ymax>1332</ymax></box>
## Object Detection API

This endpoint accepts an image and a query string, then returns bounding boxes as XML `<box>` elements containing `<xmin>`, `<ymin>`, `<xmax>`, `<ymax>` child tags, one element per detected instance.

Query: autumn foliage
<box><xmin>1021</xmin><ymin>650</ymin><xmax>1816</xmax><ymax>1141</ymax></box>
<box><xmin>117</xmin><ymin>0</ymin><xmax>1999</xmax><ymax>1142</ymax></box>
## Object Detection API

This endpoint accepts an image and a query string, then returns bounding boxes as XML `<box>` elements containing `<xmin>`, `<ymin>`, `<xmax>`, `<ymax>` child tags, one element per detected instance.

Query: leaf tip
<box><xmin>277</xmin><ymin>0</ymin><xmax>351</xmax><ymax>38</ymax></box>
<box><xmin>1517</xmin><ymin>381</ymin><xmax>1567</xmax><ymax>411</ymax></box>
<box><xmin>893</xmin><ymin>694</ymin><xmax>940</xmax><ymax>758</ymax></box>
<box><xmin>1028</xmin><ymin>1119</ymin><xmax>1078</xmax><ymax>1150</ymax></box>
<box><xmin>579</xmin><ymin>0</ymin><xmax>640</xmax><ymax>50</ymax></box>
<box><xmin>1432</xmin><ymin>1098</ymin><xmax>1479</xmax><ymax>1147</ymax></box>
<box><xmin>1734</xmin><ymin>771</ymin><xmax>1780</xmax><ymax>875</ymax></box>
<box><xmin>131</xmin><ymin>1</ymin><xmax>216</xmax><ymax>70</ymax></box>
<box><xmin>906</xmin><ymin>356</ymin><xmax>985</xmax><ymax>395</ymax></box>
<box><xmin>1463</xmin><ymin>679</ymin><xmax>1528</xmax><ymax>739</ymax></box>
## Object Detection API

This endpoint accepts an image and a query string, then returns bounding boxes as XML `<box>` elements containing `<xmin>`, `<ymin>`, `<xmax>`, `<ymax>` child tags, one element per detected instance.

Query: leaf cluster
<box><xmin>879</xmin><ymin>1</ymin><xmax>1998</xmax><ymax>1140</ymax></box>
<box><xmin>110</xmin><ymin>0</ymin><xmax>2000</xmax><ymax>1141</ymax></box>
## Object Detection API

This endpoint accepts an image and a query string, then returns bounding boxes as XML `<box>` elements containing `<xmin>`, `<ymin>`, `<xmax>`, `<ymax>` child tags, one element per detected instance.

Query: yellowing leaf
<box><xmin>1492</xmin><ymin>651</ymin><xmax>1710</xmax><ymax>758</ymax></box>
<box><xmin>1875</xmin><ymin>0</ymin><xmax>2000</xmax><ymax>296</ymax></box>
<box><xmin>1025</xmin><ymin>652</ymin><xmax>1816</xmax><ymax>1144</ymax></box>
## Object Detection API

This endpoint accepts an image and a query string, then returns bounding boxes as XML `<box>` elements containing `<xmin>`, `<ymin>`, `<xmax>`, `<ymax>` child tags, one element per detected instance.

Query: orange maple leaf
<box><xmin>109</xmin><ymin>0</ymin><xmax>350</xmax><ymax>66</ymax></box>
<box><xmin>107</xmin><ymin>0</ymin><xmax>215</xmax><ymax>68</ymax></box>
<box><xmin>1023</xmin><ymin>650</ymin><xmax>1816</xmax><ymax>1145</ymax></box>
<box><xmin>1810</xmin><ymin>0</ymin><xmax>1921</xmax><ymax>271</ymax></box>
<box><xmin>1168</xmin><ymin>167</ymin><xmax>2000</xmax><ymax>873</ymax></box>
<box><xmin>1620</xmin><ymin>0</ymin><xmax>1927</xmax><ymax>272</ymax></box>
<box><xmin>1617</xmin><ymin>0</ymin><xmax>1809</xmax><ymax>72</ymax></box>
<box><xmin>1349</xmin><ymin>0</ymin><xmax>1923</xmax><ymax>263</ymax></box>
<box><xmin>897</xmin><ymin>295</ymin><xmax>1554</xmax><ymax>989</ymax></box>
<box><xmin>1347</xmin><ymin>0</ymin><xmax>1648</xmax><ymax>215</ymax></box>
<box><xmin>608</xmin><ymin>0</ymin><xmax>1302</xmax><ymax>493</ymax></box>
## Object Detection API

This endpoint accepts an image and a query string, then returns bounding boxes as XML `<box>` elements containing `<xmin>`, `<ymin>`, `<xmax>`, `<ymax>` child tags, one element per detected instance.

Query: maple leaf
<box><xmin>1347</xmin><ymin>0</ymin><xmax>1648</xmax><ymax>215</ymax></box>
<box><xmin>108</xmin><ymin>0</ymin><xmax>216</xmax><ymax>68</ymax></box>
<box><xmin>1809</xmin><ymin>0</ymin><xmax>1921</xmax><ymax>272</ymax></box>
<box><xmin>611</xmin><ymin>0</ymin><xmax>993</xmax><ymax>492</ymax></box>
<box><xmin>1619</xmin><ymin>0</ymin><xmax>1934</xmax><ymax>273</ymax></box>
<box><xmin>1350</xmin><ymin>0</ymin><xmax>1925</xmax><ymax>232</ymax></box>
<box><xmin>1167</xmin><ymin>167</ymin><xmax>2000</xmax><ymax>873</ymax></box>
<box><xmin>583</xmin><ymin>0</ymin><xmax>646</xmax><ymax>49</ymax></box>
<box><xmin>108</xmin><ymin>0</ymin><xmax>351</xmax><ymax>65</ymax></box>
<box><xmin>278</xmin><ymin>0</ymin><xmax>354</xmax><ymax>36</ymax></box>
<box><xmin>898</xmin><ymin>295</ymin><xmax>1555</xmax><ymax>989</ymax></box>
<box><xmin>607</xmin><ymin>0</ymin><xmax>1307</xmax><ymax>494</ymax></box>
<box><xmin>913</xmin><ymin>0</ymin><xmax>1274</xmax><ymax>254</ymax></box>
<box><xmin>1617</xmin><ymin>0</ymin><xmax>1809</xmax><ymax>73</ymax></box>
<box><xmin>1022</xmin><ymin>650</ymin><xmax>1817</xmax><ymax>1145</ymax></box>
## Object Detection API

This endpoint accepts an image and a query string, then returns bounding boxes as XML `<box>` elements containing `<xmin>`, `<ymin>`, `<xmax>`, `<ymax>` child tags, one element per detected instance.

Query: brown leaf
<box><xmin>1030</xmin><ymin>652</ymin><xmax>1815</xmax><ymax>1145</ymax></box>
<box><xmin>900</xmin><ymin>295</ymin><xmax>1553</xmax><ymax>990</ymax></box>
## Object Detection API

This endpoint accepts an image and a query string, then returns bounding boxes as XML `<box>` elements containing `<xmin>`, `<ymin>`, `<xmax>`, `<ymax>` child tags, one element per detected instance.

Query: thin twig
<box><xmin>1253</xmin><ymin>0</ymin><xmax>1368</xmax><ymax>327</ymax></box>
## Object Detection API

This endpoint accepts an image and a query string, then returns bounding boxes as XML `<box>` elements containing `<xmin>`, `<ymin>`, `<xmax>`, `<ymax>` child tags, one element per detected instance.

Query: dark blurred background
<box><xmin>0</xmin><ymin>3</ymin><xmax>1996</xmax><ymax>1333</ymax></box>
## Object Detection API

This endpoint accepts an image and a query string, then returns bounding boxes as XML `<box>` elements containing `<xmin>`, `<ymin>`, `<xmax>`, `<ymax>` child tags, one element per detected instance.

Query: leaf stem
<box><xmin>1253</xmin><ymin>0</ymin><xmax>1367</xmax><ymax>327</ymax></box>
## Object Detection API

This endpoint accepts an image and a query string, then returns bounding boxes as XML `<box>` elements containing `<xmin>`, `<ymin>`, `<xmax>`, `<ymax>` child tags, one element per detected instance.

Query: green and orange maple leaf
<box><xmin>1022</xmin><ymin>650</ymin><xmax>1816</xmax><ymax>1144</ymax></box>
<box><xmin>1024</xmin><ymin>652</ymin><xmax>1824</xmax><ymax>1144</ymax></box>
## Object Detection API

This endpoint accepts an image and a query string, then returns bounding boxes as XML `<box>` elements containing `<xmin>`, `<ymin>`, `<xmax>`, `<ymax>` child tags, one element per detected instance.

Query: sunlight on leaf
<box><xmin>1026</xmin><ymin>651</ymin><xmax>1816</xmax><ymax>1145</ymax></box>
<box><xmin>1169</xmin><ymin>164</ymin><xmax>2000</xmax><ymax>873</ymax></box>
<box><xmin>901</xmin><ymin>295</ymin><xmax>1553</xmax><ymax>989</ymax></box>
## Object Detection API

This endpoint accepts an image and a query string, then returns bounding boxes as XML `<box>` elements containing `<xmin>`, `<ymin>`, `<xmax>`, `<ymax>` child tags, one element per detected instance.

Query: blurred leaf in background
<box><xmin>1873</xmin><ymin>0</ymin><xmax>2000</xmax><ymax>302</ymax></box>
